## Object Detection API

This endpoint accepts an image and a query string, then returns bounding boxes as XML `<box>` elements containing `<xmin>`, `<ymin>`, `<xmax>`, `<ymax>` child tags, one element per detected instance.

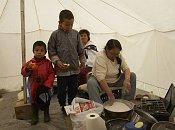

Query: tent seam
<box><xmin>33</xmin><ymin>0</ymin><xmax>40</xmax><ymax>29</ymax></box>
<box><xmin>155</xmin><ymin>30</ymin><xmax>159</xmax><ymax>93</ymax></box>
<box><xmin>72</xmin><ymin>0</ymin><xmax>115</xmax><ymax>33</ymax></box>
<box><xmin>0</xmin><ymin>75</ymin><xmax>21</xmax><ymax>79</ymax></box>
<box><xmin>126</xmin><ymin>30</ymin><xmax>154</xmax><ymax>37</ymax></box>
<box><xmin>137</xmin><ymin>80</ymin><xmax>167</xmax><ymax>91</ymax></box>
<box><xmin>0</xmin><ymin>29</ymin><xmax>174</xmax><ymax>35</ymax></box>
<box><xmin>99</xmin><ymin>0</ymin><xmax>153</xmax><ymax>29</ymax></box>
<box><xmin>0</xmin><ymin>0</ymin><xmax>8</xmax><ymax>21</ymax></box>
<box><xmin>56</xmin><ymin>0</ymin><xmax>80</xmax><ymax>29</ymax></box>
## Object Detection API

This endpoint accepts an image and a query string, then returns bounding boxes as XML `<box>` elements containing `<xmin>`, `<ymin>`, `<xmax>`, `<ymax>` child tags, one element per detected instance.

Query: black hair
<box><xmin>104</xmin><ymin>39</ymin><xmax>122</xmax><ymax>51</ymax></box>
<box><xmin>79</xmin><ymin>29</ymin><xmax>90</xmax><ymax>41</ymax></box>
<box><xmin>33</xmin><ymin>41</ymin><xmax>47</xmax><ymax>53</ymax></box>
<box><xmin>59</xmin><ymin>9</ymin><xmax>74</xmax><ymax>22</ymax></box>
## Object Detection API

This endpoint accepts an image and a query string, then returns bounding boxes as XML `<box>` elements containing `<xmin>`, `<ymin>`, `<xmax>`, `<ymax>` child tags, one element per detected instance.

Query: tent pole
<box><xmin>20</xmin><ymin>0</ymin><xmax>27</xmax><ymax>104</ymax></box>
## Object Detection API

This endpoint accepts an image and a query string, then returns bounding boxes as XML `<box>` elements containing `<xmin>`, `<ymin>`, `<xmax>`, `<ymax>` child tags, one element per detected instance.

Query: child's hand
<box><xmin>61</xmin><ymin>63</ymin><xmax>70</xmax><ymax>71</ymax></box>
<box><xmin>36</xmin><ymin>75</ymin><xmax>44</xmax><ymax>85</ymax></box>
<box><xmin>26</xmin><ymin>62</ymin><xmax>37</xmax><ymax>70</ymax></box>
<box><xmin>56</xmin><ymin>60</ymin><xmax>69</xmax><ymax>71</ymax></box>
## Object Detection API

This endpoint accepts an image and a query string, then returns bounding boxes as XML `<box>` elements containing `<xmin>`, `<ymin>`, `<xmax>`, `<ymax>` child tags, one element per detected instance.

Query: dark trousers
<box><xmin>57</xmin><ymin>74</ymin><xmax>78</xmax><ymax>106</ymax></box>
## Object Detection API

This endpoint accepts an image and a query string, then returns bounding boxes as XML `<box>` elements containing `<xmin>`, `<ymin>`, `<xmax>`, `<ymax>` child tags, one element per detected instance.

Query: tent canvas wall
<box><xmin>0</xmin><ymin>0</ymin><xmax>175</xmax><ymax>97</ymax></box>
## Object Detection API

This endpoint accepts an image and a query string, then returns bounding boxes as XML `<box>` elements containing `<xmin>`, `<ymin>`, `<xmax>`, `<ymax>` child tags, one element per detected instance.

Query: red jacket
<box><xmin>21</xmin><ymin>56</ymin><xmax>55</xmax><ymax>101</ymax></box>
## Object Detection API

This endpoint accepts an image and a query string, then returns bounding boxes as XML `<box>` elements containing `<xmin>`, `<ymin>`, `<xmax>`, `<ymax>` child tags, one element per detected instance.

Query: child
<box><xmin>21</xmin><ymin>41</ymin><xmax>55</xmax><ymax>125</ymax></box>
<box><xmin>48</xmin><ymin>10</ymin><xmax>86</xmax><ymax>113</ymax></box>
<box><xmin>78</xmin><ymin>29</ymin><xmax>98</xmax><ymax>85</ymax></box>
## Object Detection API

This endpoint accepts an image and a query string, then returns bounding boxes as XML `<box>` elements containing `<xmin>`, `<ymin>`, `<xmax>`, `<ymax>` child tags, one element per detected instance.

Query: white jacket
<box><xmin>84</xmin><ymin>41</ymin><xmax>98</xmax><ymax>67</ymax></box>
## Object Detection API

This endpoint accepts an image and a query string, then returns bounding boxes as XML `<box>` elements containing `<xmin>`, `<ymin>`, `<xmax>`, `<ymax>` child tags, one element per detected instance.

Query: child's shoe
<box><xmin>31</xmin><ymin>116</ymin><xmax>39</xmax><ymax>125</ymax></box>
<box><xmin>61</xmin><ymin>106</ymin><xmax>66</xmax><ymax>115</ymax></box>
<box><xmin>31</xmin><ymin>104</ymin><xmax>39</xmax><ymax>125</ymax></box>
<box><xmin>44</xmin><ymin>107</ymin><xmax>50</xmax><ymax>122</ymax></box>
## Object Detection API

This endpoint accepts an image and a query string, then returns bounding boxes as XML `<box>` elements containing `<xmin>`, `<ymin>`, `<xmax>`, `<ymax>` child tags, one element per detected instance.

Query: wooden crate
<box><xmin>14</xmin><ymin>100</ymin><xmax>31</xmax><ymax>120</ymax></box>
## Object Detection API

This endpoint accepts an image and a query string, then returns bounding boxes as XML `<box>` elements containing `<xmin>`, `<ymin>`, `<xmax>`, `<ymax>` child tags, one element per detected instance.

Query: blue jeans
<box><xmin>87</xmin><ymin>73</ymin><xmax>136</xmax><ymax>104</ymax></box>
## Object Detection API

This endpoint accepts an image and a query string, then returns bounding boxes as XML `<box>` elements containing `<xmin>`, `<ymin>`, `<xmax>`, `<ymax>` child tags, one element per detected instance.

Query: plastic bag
<box><xmin>70</xmin><ymin>97</ymin><xmax>103</xmax><ymax>130</ymax></box>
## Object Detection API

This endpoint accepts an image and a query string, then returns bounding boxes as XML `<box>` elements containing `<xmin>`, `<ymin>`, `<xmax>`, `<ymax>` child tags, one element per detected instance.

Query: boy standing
<box><xmin>21</xmin><ymin>41</ymin><xmax>55</xmax><ymax>125</ymax></box>
<box><xmin>48</xmin><ymin>10</ymin><xmax>85</xmax><ymax>113</ymax></box>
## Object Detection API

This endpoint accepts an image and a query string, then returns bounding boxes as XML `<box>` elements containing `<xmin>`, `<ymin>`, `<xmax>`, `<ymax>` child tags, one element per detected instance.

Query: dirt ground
<box><xmin>0</xmin><ymin>88</ymin><xmax>152</xmax><ymax>130</ymax></box>
<box><xmin>0</xmin><ymin>90</ymin><xmax>68</xmax><ymax>130</ymax></box>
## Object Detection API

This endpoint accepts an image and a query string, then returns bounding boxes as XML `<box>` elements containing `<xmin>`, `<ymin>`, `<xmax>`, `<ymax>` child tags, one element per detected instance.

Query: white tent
<box><xmin>0</xmin><ymin>0</ymin><xmax>175</xmax><ymax>97</ymax></box>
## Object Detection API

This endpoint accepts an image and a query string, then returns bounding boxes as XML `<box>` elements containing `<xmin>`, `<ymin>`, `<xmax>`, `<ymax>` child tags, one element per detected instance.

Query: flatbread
<box><xmin>105</xmin><ymin>101</ymin><xmax>130</xmax><ymax>112</ymax></box>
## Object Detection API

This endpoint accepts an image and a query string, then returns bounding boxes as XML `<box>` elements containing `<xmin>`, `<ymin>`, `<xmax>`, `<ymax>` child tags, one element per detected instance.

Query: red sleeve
<box><xmin>44</xmin><ymin>62</ymin><xmax>55</xmax><ymax>88</ymax></box>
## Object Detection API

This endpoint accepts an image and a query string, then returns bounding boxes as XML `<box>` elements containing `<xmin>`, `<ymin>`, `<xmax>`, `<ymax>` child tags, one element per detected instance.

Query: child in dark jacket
<box><xmin>21</xmin><ymin>41</ymin><xmax>55</xmax><ymax>125</ymax></box>
<box><xmin>48</xmin><ymin>10</ymin><xmax>86</xmax><ymax>113</ymax></box>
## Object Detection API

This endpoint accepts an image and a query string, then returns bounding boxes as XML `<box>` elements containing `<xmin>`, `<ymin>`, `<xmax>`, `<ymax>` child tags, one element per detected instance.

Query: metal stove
<box><xmin>140</xmin><ymin>99</ymin><xmax>170</xmax><ymax>121</ymax></box>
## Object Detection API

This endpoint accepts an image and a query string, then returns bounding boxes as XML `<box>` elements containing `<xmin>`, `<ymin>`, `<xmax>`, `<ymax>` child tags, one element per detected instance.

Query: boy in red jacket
<box><xmin>21</xmin><ymin>41</ymin><xmax>55</xmax><ymax>125</ymax></box>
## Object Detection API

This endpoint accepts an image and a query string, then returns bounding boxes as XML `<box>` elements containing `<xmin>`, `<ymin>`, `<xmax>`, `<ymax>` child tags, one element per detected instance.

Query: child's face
<box><xmin>33</xmin><ymin>46</ymin><xmax>46</xmax><ymax>58</ymax></box>
<box><xmin>80</xmin><ymin>33</ymin><xmax>89</xmax><ymax>45</ymax></box>
<box><xmin>59</xmin><ymin>18</ymin><xmax>74</xmax><ymax>32</ymax></box>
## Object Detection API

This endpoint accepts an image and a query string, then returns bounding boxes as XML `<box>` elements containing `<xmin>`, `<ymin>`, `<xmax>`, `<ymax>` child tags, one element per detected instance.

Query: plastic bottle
<box><xmin>149</xmin><ymin>91</ymin><xmax>159</xmax><ymax>99</ymax></box>
<box><xmin>149</xmin><ymin>91</ymin><xmax>154</xmax><ymax>99</ymax></box>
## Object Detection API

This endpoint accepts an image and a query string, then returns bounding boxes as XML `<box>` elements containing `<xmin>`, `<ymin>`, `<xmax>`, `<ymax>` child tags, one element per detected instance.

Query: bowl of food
<box><xmin>103</xmin><ymin>99</ymin><xmax>135</xmax><ymax>120</ymax></box>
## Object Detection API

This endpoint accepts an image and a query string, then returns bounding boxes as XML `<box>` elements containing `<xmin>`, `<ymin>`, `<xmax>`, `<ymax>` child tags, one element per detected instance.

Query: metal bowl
<box><xmin>103</xmin><ymin>99</ymin><xmax>135</xmax><ymax>120</ymax></box>
<box><xmin>131</xmin><ymin>109</ymin><xmax>158</xmax><ymax>130</ymax></box>
<box><xmin>151</xmin><ymin>121</ymin><xmax>175</xmax><ymax>130</ymax></box>
<box><xmin>106</xmin><ymin>118</ymin><xmax>129</xmax><ymax>130</ymax></box>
